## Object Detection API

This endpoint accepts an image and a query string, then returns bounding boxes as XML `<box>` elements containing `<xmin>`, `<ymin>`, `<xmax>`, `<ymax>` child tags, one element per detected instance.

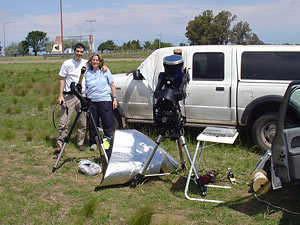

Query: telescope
<box><xmin>153</xmin><ymin>54</ymin><xmax>189</xmax><ymax>135</ymax></box>
<box><xmin>131</xmin><ymin>54</ymin><xmax>206</xmax><ymax>196</ymax></box>
<box><xmin>52</xmin><ymin>72</ymin><xmax>109</xmax><ymax>172</ymax></box>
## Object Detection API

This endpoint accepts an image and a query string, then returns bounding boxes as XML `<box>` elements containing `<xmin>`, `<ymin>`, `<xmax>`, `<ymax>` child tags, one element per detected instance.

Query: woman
<box><xmin>85</xmin><ymin>52</ymin><xmax>117</xmax><ymax>152</ymax></box>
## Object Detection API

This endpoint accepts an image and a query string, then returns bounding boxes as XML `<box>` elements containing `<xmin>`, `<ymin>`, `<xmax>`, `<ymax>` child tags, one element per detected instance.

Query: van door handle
<box><xmin>216</xmin><ymin>87</ymin><xmax>224</xmax><ymax>91</ymax></box>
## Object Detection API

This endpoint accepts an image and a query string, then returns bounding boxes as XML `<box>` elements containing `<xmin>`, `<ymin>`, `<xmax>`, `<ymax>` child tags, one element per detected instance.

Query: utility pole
<box><xmin>3</xmin><ymin>21</ymin><xmax>11</xmax><ymax>56</ymax></box>
<box><xmin>86</xmin><ymin>19</ymin><xmax>96</xmax><ymax>53</ymax></box>
<box><xmin>60</xmin><ymin>0</ymin><xmax>64</xmax><ymax>53</ymax></box>
<box><xmin>158</xmin><ymin>33</ymin><xmax>162</xmax><ymax>48</ymax></box>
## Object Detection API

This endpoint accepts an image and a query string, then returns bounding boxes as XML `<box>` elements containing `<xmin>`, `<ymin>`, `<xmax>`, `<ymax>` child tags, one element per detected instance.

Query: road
<box><xmin>0</xmin><ymin>58</ymin><xmax>145</xmax><ymax>64</ymax></box>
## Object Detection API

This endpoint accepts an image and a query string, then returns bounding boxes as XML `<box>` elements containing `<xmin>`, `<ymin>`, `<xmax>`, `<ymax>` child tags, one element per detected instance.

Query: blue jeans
<box><xmin>89</xmin><ymin>101</ymin><xmax>114</xmax><ymax>146</ymax></box>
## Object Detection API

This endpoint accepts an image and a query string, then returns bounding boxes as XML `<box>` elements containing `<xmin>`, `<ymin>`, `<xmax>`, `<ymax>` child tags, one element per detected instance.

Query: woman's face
<box><xmin>91</xmin><ymin>56</ymin><xmax>100</xmax><ymax>69</ymax></box>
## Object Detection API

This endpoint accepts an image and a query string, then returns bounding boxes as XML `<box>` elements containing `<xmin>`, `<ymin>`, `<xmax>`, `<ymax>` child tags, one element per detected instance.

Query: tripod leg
<box><xmin>179</xmin><ymin>135</ymin><xmax>206</xmax><ymax>196</ymax></box>
<box><xmin>130</xmin><ymin>134</ymin><xmax>163</xmax><ymax>188</ymax></box>
<box><xmin>52</xmin><ymin>111</ymin><xmax>81</xmax><ymax>173</ymax></box>
<box><xmin>176</xmin><ymin>139</ymin><xmax>186</xmax><ymax>170</ymax></box>
<box><xmin>88</xmin><ymin>111</ymin><xmax>109</xmax><ymax>164</ymax></box>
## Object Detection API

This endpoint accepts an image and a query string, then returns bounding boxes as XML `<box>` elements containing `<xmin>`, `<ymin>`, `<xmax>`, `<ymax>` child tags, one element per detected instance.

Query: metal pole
<box><xmin>60</xmin><ymin>0</ymin><xmax>64</xmax><ymax>53</ymax></box>
<box><xmin>3</xmin><ymin>22</ymin><xmax>11</xmax><ymax>56</ymax></box>
<box><xmin>72</xmin><ymin>24</ymin><xmax>81</xmax><ymax>42</ymax></box>
<box><xmin>158</xmin><ymin>33</ymin><xmax>162</xmax><ymax>49</ymax></box>
<box><xmin>86</xmin><ymin>19</ymin><xmax>96</xmax><ymax>53</ymax></box>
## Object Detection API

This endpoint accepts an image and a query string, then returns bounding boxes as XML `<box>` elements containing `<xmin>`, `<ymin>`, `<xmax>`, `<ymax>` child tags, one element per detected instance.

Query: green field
<box><xmin>0</xmin><ymin>58</ymin><xmax>299</xmax><ymax>224</ymax></box>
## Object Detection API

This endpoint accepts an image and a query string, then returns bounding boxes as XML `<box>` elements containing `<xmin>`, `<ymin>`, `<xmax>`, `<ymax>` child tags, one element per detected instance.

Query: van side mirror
<box><xmin>132</xmin><ymin>70</ymin><xmax>144</xmax><ymax>80</ymax></box>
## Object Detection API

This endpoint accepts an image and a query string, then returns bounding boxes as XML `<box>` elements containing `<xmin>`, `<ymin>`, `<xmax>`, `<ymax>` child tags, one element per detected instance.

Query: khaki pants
<box><xmin>56</xmin><ymin>94</ymin><xmax>87</xmax><ymax>146</ymax></box>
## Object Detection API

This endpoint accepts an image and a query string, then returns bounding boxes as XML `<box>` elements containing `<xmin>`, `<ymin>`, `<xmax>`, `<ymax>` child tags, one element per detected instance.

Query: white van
<box><xmin>113</xmin><ymin>45</ymin><xmax>300</xmax><ymax>150</ymax></box>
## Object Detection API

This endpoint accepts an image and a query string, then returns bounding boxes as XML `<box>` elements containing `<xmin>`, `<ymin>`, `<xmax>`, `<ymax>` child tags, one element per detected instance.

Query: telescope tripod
<box><xmin>130</xmin><ymin>127</ymin><xmax>207</xmax><ymax>196</ymax></box>
<box><xmin>52</xmin><ymin>104</ymin><xmax>109</xmax><ymax>173</ymax></box>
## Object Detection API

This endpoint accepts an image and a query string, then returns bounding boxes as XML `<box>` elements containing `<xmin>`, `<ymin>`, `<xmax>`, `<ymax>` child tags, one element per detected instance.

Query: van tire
<box><xmin>251</xmin><ymin>113</ymin><xmax>278</xmax><ymax>150</ymax></box>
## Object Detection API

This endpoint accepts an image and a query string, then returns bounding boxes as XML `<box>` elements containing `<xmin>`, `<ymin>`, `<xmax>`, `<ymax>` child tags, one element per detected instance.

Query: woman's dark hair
<box><xmin>74</xmin><ymin>43</ymin><xmax>85</xmax><ymax>50</ymax></box>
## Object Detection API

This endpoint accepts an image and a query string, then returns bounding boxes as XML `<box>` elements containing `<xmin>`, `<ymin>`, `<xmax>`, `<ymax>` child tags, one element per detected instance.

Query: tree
<box><xmin>143</xmin><ymin>39</ymin><xmax>173</xmax><ymax>50</ymax></box>
<box><xmin>185</xmin><ymin>10</ymin><xmax>214</xmax><ymax>45</ymax></box>
<box><xmin>214</xmin><ymin>10</ymin><xmax>236</xmax><ymax>44</ymax></box>
<box><xmin>151</xmin><ymin>39</ymin><xmax>172</xmax><ymax>49</ymax></box>
<box><xmin>97</xmin><ymin>40</ymin><xmax>117</xmax><ymax>52</ymax></box>
<box><xmin>143</xmin><ymin>41</ymin><xmax>152</xmax><ymax>49</ymax></box>
<box><xmin>63</xmin><ymin>40</ymin><xmax>90</xmax><ymax>52</ymax></box>
<box><xmin>248</xmin><ymin>33</ymin><xmax>264</xmax><ymax>45</ymax></box>
<box><xmin>185</xmin><ymin>10</ymin><xmax>237</xmax><ymax>45</ymax></box>
<box><xmin>25</xmin><ymin>30</ymin><xmax>49</xmax><ymax>56</ymax></box>
<box><xmin>18</xmin><ymin>40</ymin><xmax>29</xmax><ymax>56</ymax></box>
<box><xmin>5</xmin><ymin>42</ymin><xmax>18</xmax><ymax>56</ymax></box>
<box><xmin>121</xmin><ymin>40</ymin><xmax>142</xmax><ymax>50</ymax></box>
<box><xmin>45</xmin><ymin>41</ymin><xmax>54</xmax><ymax>53</ymax></box>
<box><xmin>229</xmin><ymin>21</ymin><xmax>263</xmax><ymax>44</ymax></box>
<box><xmin>185</xmin><ymin>10</ymin><xmax>262</xmax><ymax>45</ymax></box>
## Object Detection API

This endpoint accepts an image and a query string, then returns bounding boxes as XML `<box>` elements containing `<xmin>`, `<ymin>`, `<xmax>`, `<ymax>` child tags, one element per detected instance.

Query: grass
<box><xmin>0</xmin><ymin>59</ymin><xmax>300</xmax><ymax>224</ymax></box>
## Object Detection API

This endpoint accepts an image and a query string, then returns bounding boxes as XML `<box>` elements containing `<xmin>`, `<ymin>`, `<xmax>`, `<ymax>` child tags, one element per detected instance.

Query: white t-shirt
<box><xmin>59</xmin><ymin>58</ymin><xmax>88</xmax><ymax>92</ymax></box>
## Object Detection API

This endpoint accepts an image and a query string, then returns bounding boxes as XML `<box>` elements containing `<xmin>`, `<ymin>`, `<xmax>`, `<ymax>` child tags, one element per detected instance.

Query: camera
<box><xmin>153</xmin><ymin>54</ymin><xmax>189</xmax><ymax>133</ymax></box>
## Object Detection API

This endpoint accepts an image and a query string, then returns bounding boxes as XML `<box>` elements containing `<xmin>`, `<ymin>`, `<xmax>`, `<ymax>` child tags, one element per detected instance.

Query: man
<box><xmin>55</xmin><ymin>43</ymin><xmax>87</xmax><ymax>154</ymax></box>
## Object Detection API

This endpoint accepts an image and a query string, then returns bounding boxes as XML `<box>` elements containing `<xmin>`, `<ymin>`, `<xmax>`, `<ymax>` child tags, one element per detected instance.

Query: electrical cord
<box><xmin>52</xmin><ymin>103</ymin><xmax>59</xmax><ymax>129</ymax></box>
<box><xmin>254</xmin><ymin>193</ymin><xmax>300</xmax><ymax>215</ymax></box>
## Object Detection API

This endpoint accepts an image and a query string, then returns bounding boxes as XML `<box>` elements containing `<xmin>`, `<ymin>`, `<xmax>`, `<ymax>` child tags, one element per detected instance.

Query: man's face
<box><xmin>74</xmin><ymin>47</ymin><xmax>84</xmax><ymax>61</ymax></box>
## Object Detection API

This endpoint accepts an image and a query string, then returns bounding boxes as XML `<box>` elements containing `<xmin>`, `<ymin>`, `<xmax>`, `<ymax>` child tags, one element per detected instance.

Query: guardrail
<box><xmin>43</xmin><ymin>53</ymin><xmax>73</xmax><ymax>59</ymax></box>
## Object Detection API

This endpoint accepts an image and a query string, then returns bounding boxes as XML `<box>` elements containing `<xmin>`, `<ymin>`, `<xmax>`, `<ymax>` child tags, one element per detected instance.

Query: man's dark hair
<box><xmin>74</xmin><ymin>43</ymin><xmax>85</xmax><ymax>50</ymax></box>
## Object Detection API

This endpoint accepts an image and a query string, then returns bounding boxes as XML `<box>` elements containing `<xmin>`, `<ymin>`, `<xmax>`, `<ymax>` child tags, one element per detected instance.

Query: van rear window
<box><xmin>241</xmin><ymin>52</ymin><xmax>300</xmax><ymax>80</ymax></box>
<box><xmin>192</xmin><ymin>52</ymin><xmax>224</xmax><ymax>80</ymax></box>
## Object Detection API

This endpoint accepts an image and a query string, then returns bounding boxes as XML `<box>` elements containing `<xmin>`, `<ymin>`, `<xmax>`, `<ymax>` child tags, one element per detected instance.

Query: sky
<box><xmin>1</xmin><ymin>0</ymin><xmax>300</xmax><ymax>49</ymax></box>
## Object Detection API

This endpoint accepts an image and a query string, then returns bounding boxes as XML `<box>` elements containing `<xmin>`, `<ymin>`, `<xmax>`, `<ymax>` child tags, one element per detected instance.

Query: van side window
<box><xmin>241</xmin><ymin>52</ymin><xmax>300</xmax><ymax>80</ymax></box>
<box><xmin>192</xmin><ymin>52</ymin><xmax>224</xmax><ymax>80</ymax></box>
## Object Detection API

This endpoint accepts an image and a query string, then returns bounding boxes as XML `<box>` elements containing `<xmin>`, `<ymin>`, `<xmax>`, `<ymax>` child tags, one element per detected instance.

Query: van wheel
<box><xmin>251</xmin><ymin>113</ymin><xmax>278</xmax><ymax>150</ymax></box>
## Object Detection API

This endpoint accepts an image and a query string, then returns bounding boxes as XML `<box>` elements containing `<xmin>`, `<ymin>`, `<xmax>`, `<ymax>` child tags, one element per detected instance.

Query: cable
<box><xmin>52</xmin><ymin>103</ymin><xmax>59</xmax><ymax>129</ymax></box>
<box><xmin>254</xmin><ymin>193</ymin><xmax>300</xmax><ymax>215</ymax></box>
<box><xmin>52</xmin><ymin>103</ymin><xmax>69</xmax><ymax>129</ymax></box>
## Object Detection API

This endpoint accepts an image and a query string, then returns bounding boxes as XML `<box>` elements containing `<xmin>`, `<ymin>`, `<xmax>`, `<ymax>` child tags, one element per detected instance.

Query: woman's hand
<box><xmin>113</xmin><ymin>98</ymin><xmax>118</xmax><ymax>109</ymax></box>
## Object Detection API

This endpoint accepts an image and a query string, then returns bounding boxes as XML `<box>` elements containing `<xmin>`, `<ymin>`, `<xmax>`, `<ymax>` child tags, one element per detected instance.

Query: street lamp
<box><xmin>3</xmin><ymin>21</ymin><xmax>11</xmax><ymax>56</ymax></box>
<box><xmin>86</xmin><ymin>19</ymin><xmax>96</xmax><ymax>53</ymax></box>
<box><xmin>86</xmin><ymin>19</ymin><xmax>96</xmax><ymax>34</ymax></box>
<box><xmin>72</xmin><ymin>24</ymin><xmax>82</xmax><ymax>42</ymax></box>
<box><xmin>157</xmin><ymin>33</ymin><xmax>162</xmax><ymax>49</ymax></box>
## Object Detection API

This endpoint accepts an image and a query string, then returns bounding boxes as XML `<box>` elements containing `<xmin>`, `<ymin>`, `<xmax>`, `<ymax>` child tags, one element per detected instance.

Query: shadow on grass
<box><xmin>45</xmin><ymin>135</ymin><xmax>84</xmax><ymax>148</ymax></box>
<box><xmin>94</xmin><ymin>174</ymin><xmax>173</xmax><ymax>192</ymax></box>
<box><xmin>53</xmin><ymin>157</ymin><xmax>78</xmax><ymax>171</ymax></box>
<box><xmin>170</xmin><ymin>175</ymin><xmax>207</xmax><ymax>197</ymax></box>
<box><xmin>221</xmin><ymin>186</ymin><xmax>300</xmax><ymax>224</ymax></box>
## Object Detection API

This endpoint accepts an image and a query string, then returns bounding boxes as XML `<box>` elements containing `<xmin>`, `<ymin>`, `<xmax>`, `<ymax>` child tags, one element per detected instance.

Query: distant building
<box><xmin>51</xmin><ymin>36</ymin><xmax>63</xmax><ymax>54</ymax></box>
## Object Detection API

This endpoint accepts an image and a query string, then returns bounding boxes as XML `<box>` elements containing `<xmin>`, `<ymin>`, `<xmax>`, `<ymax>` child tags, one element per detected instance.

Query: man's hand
<box><xmin>76</xmin><ymin>83</ymin><xmax>82</xmax><ymax>93</ymax></box>
<box><xmin>101</xmin><ymin>65</ymin><xmax>108</xmax><ymax>72</ymax></box>
<box><xmin>57</xmin><ymin>96</ymin><xmax>65</xmax><ymax>107</ymax></box>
